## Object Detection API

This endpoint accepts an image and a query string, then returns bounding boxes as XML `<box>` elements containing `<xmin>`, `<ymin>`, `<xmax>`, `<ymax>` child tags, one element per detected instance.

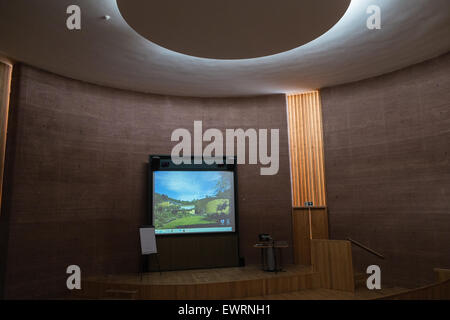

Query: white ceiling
<box><xmin>0</xmin><ymin>0</ymin><xmax>449</xmax><ymax>97</ymax></box>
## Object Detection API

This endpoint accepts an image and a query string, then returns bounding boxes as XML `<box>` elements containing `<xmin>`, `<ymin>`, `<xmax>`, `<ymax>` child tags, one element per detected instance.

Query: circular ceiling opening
<box><xmin>117</xmin><ymin>0</ymin><xmax>351</xmax><ymax>60</ymax></box>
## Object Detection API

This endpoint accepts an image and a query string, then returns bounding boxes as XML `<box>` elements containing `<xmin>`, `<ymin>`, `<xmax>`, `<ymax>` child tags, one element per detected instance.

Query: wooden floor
<box><xmin>86</xmin><ymin>265</ymin><xmax>315</xmax><ymax>285</ymax></box>
<box><xmin>76</xmin><ymin>265</ymin><xmax>408</xmax><ymax>300</ymax></box>
<box><xmin>78</xmin><ymin>265</ymin><xmax>321</xmax><ymax>300</ymax></box>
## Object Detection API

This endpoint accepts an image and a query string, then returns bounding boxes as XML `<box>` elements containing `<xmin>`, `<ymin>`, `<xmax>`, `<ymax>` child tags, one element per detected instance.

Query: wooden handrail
<box><xmin>347</xmin><ymin>238</ymin><xmax>385</xmax><ymax>259</ymax></box>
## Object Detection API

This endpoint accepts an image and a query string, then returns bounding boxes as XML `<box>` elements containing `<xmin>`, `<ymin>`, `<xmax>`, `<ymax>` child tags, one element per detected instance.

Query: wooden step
<box><xmin>242</xmin><ymin>286</ymin><xmax>407</xmax><ymax>300</ymax></box>
<box><xmin>103</xmin><ymin>289</ymin><xmax>138</xmax><ymax>300</ymax></box>
<box><xmin>75</xmin><ymin>265</ymin><xmax>320</xmax><ymax>300</ymax></box>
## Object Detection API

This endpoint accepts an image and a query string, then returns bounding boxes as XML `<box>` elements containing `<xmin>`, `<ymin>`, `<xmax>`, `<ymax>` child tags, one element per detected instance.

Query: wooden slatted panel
<box><xmin>0</xmin><ymin>60</ymin><xmax>12</xmax><ymax>215</ymax></box>
<box><xmin>287</xmin><ymin>91</ymin><xmax>326</xmax><ymax>207</ymax></box>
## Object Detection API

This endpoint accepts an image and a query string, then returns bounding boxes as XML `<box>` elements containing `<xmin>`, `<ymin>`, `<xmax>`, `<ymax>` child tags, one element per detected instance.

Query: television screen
<box><xmin>152</xmin><ymin>171</ymin><xmax>236</xmax><ymax>235</ymax></box>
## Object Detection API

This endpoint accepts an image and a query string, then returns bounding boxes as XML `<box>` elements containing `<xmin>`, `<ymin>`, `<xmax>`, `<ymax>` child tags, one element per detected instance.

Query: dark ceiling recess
<box><xmin>117</xmin><ymin>0</ymin><xmax>351</xmax><ymax>60</ymax></box>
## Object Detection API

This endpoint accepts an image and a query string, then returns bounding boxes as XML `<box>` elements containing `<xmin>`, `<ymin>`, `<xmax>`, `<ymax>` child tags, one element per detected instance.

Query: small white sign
<box><xmin>140</xmin><ymin>227</ymin><xmax>157</xmax><ymax>255</ymax></box>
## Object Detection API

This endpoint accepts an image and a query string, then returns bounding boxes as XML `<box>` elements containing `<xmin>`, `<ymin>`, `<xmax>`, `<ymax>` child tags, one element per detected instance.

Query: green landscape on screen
<box><xmin>153</xmin><ymin>171</ymin><xmax>233</xmax><ymax>230</ymax></box>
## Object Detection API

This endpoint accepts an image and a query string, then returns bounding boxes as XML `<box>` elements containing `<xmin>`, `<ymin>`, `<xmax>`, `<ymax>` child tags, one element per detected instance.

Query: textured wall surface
<box><xmin>0</xmin><ymin>61</ymin><xmax>12</xmax><ymax>299</ymax></box>
<box><xmin>321</xmin><ymin>53</ymin><xmax>450</xmax><ymax>287</ymax></box>
<box><xmin>0</xmin><ymin>62</ymin><xmax>12</xmax><ymax>210</ymax></box>
<box><xmin>0</xmin><ymin>65</ymin><xmax>292</xmax><ymax>298</ymax></box>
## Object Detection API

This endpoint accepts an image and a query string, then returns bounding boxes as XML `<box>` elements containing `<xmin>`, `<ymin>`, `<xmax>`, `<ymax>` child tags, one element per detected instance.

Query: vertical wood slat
<box><xmin>287</xmin><ymin>91</ymin><xmax>326</xmax><ymax>207</ymax></box>
<box><xmin>316</xmin><ymin>93</ymin><xmax>326</xmax><ymax>206</ymax></box>
<box><xmin>0</xmin><ymin>60</ymin><xmax>13</xmax><ymax>215</ymax></box>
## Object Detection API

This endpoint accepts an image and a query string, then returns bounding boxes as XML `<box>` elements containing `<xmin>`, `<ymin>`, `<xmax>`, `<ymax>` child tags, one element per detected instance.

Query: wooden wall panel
<box><xmin>292</xmin><ymin>209</ymin><xmax>311</xmax><ymax>265</ymax></box>
<box><xmin>0</xmin><ymin>60</ymin><xmax>12</xmax><ymax>214</ymax></box>
<box><xmin>0</xmin><ymin>59</ymin><xmax>13</xmax><ymax>300</ymax></box>
<box><xmin>292</xmin><ymin>207</ymin><xmax>329</xmax><ymax>265</ymax></box>
<box><xmin>292</xmin><ymin>207</ymin><xmax>328</xmax><ymax>240</ymax></box>
<box><xmin>311</xmin><ymin>239</ymin><xmax>355</xmax><ymax>292</ymax></box>
<box><xmin>310</xmin><ymin>208</ymin><xmax>329</xmax><ymax>239</ymax></box>
<box><xmin>434</xmin><ymin>268</ymin><xmax>450</xmax><ymax>282</ymax></box>
<box><xmin>287</xmin><ymin>92</ymin><xmax>326</xmax><ymax>207</ymax></box>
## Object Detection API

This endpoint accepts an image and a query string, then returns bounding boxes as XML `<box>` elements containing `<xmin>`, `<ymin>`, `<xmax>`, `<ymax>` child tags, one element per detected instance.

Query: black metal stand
<box><xmin>258</xmin><ymin>245</ymin><xmax>285</xmax><ymax>273</ymax></box>
<box><xmin>153</xmin><ymin>253</ymin><xmax>162</xmax><ymax>275</ymax></box>
<box><xmin>140</xmin><ymin>253</ymin><xmax>162</xmax><ymax>281</ymax></box>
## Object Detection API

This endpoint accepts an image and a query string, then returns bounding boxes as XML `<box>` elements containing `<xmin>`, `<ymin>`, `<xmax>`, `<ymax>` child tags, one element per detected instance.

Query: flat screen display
<box><xmin>152</xmin><ymin>171</ymin><xmax>236</xmax><ymax>235</ymax></box>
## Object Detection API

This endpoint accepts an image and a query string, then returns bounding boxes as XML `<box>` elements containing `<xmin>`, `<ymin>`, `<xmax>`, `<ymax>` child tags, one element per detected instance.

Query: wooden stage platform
<box><xmin>77</xmin><ymin>265</ymin><xmax>321</xmax><ymax>300</ymax></box>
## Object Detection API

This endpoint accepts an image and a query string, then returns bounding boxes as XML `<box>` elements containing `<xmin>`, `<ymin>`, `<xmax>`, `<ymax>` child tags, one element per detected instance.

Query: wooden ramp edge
<box><xmin>75</xmin><ymin>267</ymin><xmax>321</xmax><ymax>300</ymax></box>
